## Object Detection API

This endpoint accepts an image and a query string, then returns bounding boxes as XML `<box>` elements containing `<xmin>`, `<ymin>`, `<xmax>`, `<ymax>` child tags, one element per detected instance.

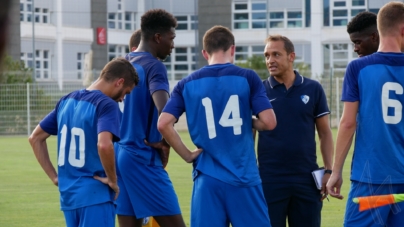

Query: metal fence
<box><xmin>0</xmin><ymin>76</ymin><xmax>344</xmax><ymax>136</ymax></box>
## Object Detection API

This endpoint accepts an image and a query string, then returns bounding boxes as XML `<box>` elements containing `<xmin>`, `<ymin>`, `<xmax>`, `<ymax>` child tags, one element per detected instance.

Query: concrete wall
<box><xmin>197</xmin><ymin>0</ymin><xmax>232</xmax><ymax>68</ymax></box>
<box><xmin>91</xmin><ymin>0</ymin><xmax>108</xmax><ymax>75</ymax></box>
<box><xmin>6</xmin><ymin>0</ymin><xmax>21</xmax><ymax>61</ymax></box>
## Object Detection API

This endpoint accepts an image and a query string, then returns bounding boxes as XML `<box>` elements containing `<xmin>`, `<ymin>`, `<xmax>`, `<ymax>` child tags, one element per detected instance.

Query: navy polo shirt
<box><xmin>257</xmin><ymin>71</ymin><xmax>330</xmax><ymax>183</ymax></box>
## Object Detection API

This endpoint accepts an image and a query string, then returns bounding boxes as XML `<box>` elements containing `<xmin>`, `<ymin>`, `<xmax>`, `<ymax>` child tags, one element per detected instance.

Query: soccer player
<box><xmin>158</xmin><ymin>25</ymin><xmax>277</xmax><ymax>227</ymax></box>
<box><xmin>327</xmin><ymin>2</ymin><xmax>404</xmax><ymax>226</ymax></box>
<box><xmin>129</xmin><ymin>29</ymin><xmax>141</xmax><ymax>51</ymax></box>
<box><xmin>115</xmin><ymin>9</ymin><xmax>186</xmax><ymax>227</ymax></box>
<box><xmin>28</xmin><ymin>58</ymin><xmax>139</xmax><ymax>227</ymax></box>
<box><xmin>257</xmin><ymin>35</ymin><xmax>334</xmax><ymax>227</ymax></box>
<box><xmin>347</xmin><ymin>11</ymin><xmax>379</xmax><ymax>57</ymax></box>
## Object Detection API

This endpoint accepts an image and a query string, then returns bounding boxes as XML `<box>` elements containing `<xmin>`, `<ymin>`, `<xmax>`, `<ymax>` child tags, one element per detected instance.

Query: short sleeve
<box><xmin>248</xmin><ymin>70</ymin><xmax>273</xmax><ymax>115</ymax></box>
<box><xmin>163</xmin><ymin>80</ymin><xmax>185</xmax><ymax>119</ymax></box>
<box><xmin>97</xmin><ymin>99</ymin><xmax>121</xmax><ymax>142</ymax></box>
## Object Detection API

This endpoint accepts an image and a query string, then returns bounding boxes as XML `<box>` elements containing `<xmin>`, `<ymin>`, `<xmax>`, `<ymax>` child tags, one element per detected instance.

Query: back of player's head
<box><xmin>129</xmin><ymin>29</ymin><xmax>141</xmax><ymax>50</ymax></box>
<box><xmin>141</xmin><ymin>9</ymin><xmax>177</xmax><ymax>40</ymax></box>
<box><xmin>377</xmin><ymin>1</ymin><xmax>404</xmax><ymax>36</ymax></box>
<box><xmin>347</xmin><ymin>11</ymin><xmax>377</xmax><ymax>34</ymax></box>
<box><xmin>203</xmin><ymin>25</ymin><xmax>235</xmax><ymax>55</ymax></box>
<box><xmin>100</xmin><ymin>58</ymin><xmax>139</xmax><ymax>87</ymax></box>
<box><xmin>265</xmin><ymin>35</ymin><xmax>294</xmax><ymax>54</ymax></box>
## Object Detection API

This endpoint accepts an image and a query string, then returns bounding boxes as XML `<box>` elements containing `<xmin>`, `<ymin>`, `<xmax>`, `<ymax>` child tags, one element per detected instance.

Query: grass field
<box><xmin>0</xmin><ymin>129</ymin><xmax>352</xmax><ymax>227</ymax></box>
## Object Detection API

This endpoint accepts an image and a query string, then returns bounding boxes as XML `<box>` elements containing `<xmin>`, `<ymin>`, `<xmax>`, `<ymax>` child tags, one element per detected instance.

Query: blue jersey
<box><xmin>118</xmin><ymin>52</ymin><xmax>169</xmax><ymax>166</ymax></box>
<box><xmin>342</xmin><ymin>52</ymin><xmax>404</xmax><ymax>184</ymax></box>
<box><xmin>163</xmin><ymin>63</ymin><xmax>272</xmax><ymax>187</ymax></box>
<box><xmin>40</xmin><ymin>89</ymin><xmax>121</xmax><ymax>210</ymax></box>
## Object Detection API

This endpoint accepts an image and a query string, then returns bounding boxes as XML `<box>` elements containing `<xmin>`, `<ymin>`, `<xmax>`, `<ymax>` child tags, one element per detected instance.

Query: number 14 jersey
<box><xmin>342</xmin><ymin>52</ymin><xmax>404</xmax><ymax>184</ymax></box>
<box><xmin>163</xmin><ymin>63</ymin><xmax>273</xmax><ymax>187</ymax></box>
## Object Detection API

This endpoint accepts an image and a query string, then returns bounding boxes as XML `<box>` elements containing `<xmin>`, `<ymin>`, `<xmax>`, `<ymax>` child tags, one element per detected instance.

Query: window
<box><xmin>252</xmin><ymin>45</ymin><xmax>265</xmax><ymax>57</ymax></box>
<box><xmin>164</xmin><ymin>47</ymin><xmax>196</xmax><ymax>81</ymax></box>
<box><xmin>77</xmin><ymin>53</ymin><xmax>87</xmax><ymax>80</ymax></box>
<box><xmin>20</xmin><ymin>1</ymin><xmax>49</xmax><ymax>24</ymax></box>
<box><xmin>269</xmin><ymin>12</ymin><xmax>284</xmax><ymax>28</ymax></box>
<box><xmin>235</xmin><ymin>46</ymin><xmax>248</xmax><ymax>61</ymax></box>
<box><xmin>352</xmin><ymin>0</ymin><xmax>364</xmax><ymax>6</ymax></box>
<box><xmin>333</xmin><ymin>9</ymin><xmax>347</xmax><ymax>25</ymax></box>
<box><xmin>176</xmin><ymin>16</ymin><xmax>188</xmax><ymax>30</ymax></box>
<box><xmin>21</xmin><ymin>50</ymin><xmax>50</xmax><ymax>80</ymax></box>
<box><xmin>251</xmin><ymin>3</ymin><xmax>266</xmax><ymax>29</ymax></box>
<box><xmin>108</xmin><ymin>11</ymin><xmax>136</xmax><ymax>30</ymax></box>
<box><xmin>191</xmin><ymin>15</ymin><xmax>198</xmax><ymax>30</ymax></box>
<box><xmin>234</xmin><ymin>3</ymin><xmax>249</xmax><ymax>29</ymax></box>
<box><xmin>351</xmin><ymin>9</ymin><xmax>365</xmax><ymax>17</ymax></box>
<box><xmin>323</xmin><ymin>43</ymin><xmax>354</xmax><ymax>72</ymax></box>
<box><xmin>287</xmin><ymin>11</ymin><xmax>302</xmax><ymax>28</ymax></box>
<box><xmin>108</xmin><ymin>45</ymin><xmax>129</xmax><ymax>61</ymax></box>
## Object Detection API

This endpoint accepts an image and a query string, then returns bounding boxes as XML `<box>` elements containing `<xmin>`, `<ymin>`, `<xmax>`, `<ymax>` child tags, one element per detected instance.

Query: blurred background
<box><xmin>0</xmin><ymin>0</ymin><xmax>393</xmax><ymax>135</ymax></box>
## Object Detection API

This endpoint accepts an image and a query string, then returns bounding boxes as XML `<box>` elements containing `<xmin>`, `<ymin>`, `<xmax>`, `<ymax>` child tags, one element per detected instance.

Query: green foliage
<box><xmin>235</xmin><ymin>55</ymin><xmax>269</xmax><ymax>80</ymax></box>
<box><xmin>235</xmin><ymin>55</ymin><xmax>312</xmax><ymax>80</ymax></box>
<box><xmin>0</xmin><ymin>55</ymin><xmax>33</xmax><ymax>84</ymax></box>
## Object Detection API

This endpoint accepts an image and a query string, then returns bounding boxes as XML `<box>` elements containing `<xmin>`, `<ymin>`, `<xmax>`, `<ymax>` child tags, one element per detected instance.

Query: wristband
<box><xmin>324</xmin><ymin>169</ymin><xmax>332</xmax><ymax>175</ymax></box>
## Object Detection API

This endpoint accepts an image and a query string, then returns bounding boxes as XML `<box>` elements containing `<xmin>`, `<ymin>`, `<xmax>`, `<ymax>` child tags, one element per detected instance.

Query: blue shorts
<box><xmin>191</xmin><ymin>173</ymin><xmax>271</xmax><ymax>227</ymax></box>
<box><xmin>262</xmin><ymin>181</ymin><xmax>322</xmax><ymax>227</ymax></box>
<box><xmin>116</xmin><ymin>146</ymin><xmax>181</xmax><ymax>218</ymax></box>
<box><xmin>344</xmin><ymin>181</ymin><xmax>404</xmax><ymax>227</ymax></box>
<box><xmin>63</xmin><ymin>202</ymin><xmax>115</xmax><ymax>227</ymax></box>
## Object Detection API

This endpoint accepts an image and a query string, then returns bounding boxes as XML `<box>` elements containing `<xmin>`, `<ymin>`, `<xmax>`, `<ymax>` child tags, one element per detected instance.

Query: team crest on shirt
<box><xmin>301</xmin><ymin>95</ymin><xmax>310</xmax><ymax>104</ymax></box>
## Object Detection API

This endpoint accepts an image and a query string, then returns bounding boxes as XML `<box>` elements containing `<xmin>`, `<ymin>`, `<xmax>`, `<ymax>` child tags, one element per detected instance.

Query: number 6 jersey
<box><xmin>342</xmin><ymin>52</ymin><xmax>404</xmax><ymax>184</ymax></box>
<box><xmin>163</xmin><ymin>63</ymin><xmax>273</xmax><ymax>187</ymax></box>
<box><xmin>40</xmin><ymin>89</ymin><xmax>121</xmax><ymax>210</ymax></box>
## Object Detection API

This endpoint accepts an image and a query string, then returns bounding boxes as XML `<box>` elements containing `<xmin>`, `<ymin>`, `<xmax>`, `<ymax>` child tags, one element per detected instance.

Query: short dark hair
<box><xmin>347</xmin><ymin>11</ymin><xmax>377</xmax><ymax>34</ymax></box>
<box><xmin>100</xmin><ymin>57</ymin><xmax>139</xmax><ymax>87</ymax></box>
<box><xmin>203</xmin><ymin>25</ymin><xmax>235</xmax><ymax>54</ymax></box>
<box><xmin>129</xmin><ymin>29</ymin><xmax>141</xmax><ymax>50</ymax></box>
<box><xmin>378</xmin><ymin>1</ymin><xmax>404</xmax><ymax>36</ymax></box>
<box><xmin>265</xmin><ymin>35</ymin><xmax>294</xmax><ymax>54</ymax></box>
<box><xmin>141</xmin><ymin>9</ymin><xmax>177</xmax><ymax>40</ymax></box>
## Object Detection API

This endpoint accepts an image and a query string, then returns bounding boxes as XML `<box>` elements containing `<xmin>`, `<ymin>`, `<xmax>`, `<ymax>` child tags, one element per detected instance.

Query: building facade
<box><xmin>11</xmin><ymin>0</ymin><xmax>392</xmax><ymax>87</ymax></box>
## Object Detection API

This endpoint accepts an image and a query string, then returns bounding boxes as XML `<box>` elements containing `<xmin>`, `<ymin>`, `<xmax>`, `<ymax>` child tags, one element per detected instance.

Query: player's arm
<box><xmin>158</xmin><ymin>112</ymin><xmax>202</xmax><ymax>163</ymax></box>
<box><xmin>326</xmin><ymin>101</ymin><xmax>358</xmax><ymax>200</ymax></box>
<box><xmin>315</xmin><ymin>114</ymin><xmax>334</xmax><ymax>199</ymax></box>
<box><xmin>149</xmin><ymin>90</ymin><xmax>171</xmax><ymax>167</ymax></box>
<box><xmin>253</xmin><ymin>109</ymin><xmax>277</xmax><ymax>131</ymax></box>
<box><xmin>95</xmin><ymin>131</ymin><xmax>119</xmax><ymax>200</ymax></box>
<box><xmin>28</xmin><ymin>125</ymin><xmax>58</xmax><ymax>186</ymax></box>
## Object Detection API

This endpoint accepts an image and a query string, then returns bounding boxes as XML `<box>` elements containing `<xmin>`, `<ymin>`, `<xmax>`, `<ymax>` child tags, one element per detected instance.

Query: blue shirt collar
<box><xmin>268</xmin><ymin>70</ymin><xmax>304</xmax><ymax>88</ymax></box>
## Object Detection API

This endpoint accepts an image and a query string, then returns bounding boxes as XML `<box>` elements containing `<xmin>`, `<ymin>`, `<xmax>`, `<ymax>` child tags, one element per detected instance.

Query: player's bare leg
<box><xmin>117</xmin><ymin>215</ymin><xmax>143</xmax><ymax>227</ymax></box>
<box><xmin>154</xmin><ymin>214</ymin><xmax>186</xmax><ymax>227</ymax></box>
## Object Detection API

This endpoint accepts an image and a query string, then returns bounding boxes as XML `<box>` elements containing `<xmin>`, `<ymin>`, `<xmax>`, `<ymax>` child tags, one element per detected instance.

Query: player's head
<box><xmin>377</xmin><ymin>1</ymin><xmax>404</xmax><ymax>51</ymax></box>
<box><xmin>202</xmin><ymin>25</ymin><xmax>235</xmax><ymax>62</ymax></box>
<box><xmin>347</xmin><ymin>11</ymin><xmax>379</xmax><ymax>57</ymax></box>
<box><xmin>129</xmin><ymin>29</ymin><xmax>141</xmax><ymax>52</ymax></box>
<box><xmin>99</xmin><ymin>57</ymin><xmax>139</xmax><ymax>102</ymax></box>
<box><xmin>264</xmin><ymin>35</ymin><xmax>295</xmax><ymax>78</ymax></box>
<box><xmin>141</xmin><ymin>9</ymin><xmax>177</xmax><ymax>60</ymax></box>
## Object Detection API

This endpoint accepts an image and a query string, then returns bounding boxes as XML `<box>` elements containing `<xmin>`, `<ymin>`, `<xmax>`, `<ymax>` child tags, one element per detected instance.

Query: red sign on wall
<box><xmin>97</xmin><ymin>27</ymin><xmax>106</xmax><ymax>45</ymax></box>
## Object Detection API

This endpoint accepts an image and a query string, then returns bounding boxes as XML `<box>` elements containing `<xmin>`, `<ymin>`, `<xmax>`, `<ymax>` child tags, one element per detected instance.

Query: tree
<box><xmin>235</xmin><ymin>55</ymin><xmax>312</xmax><ymax>80</ymax></box>
<box><xmin>0</xmin><ymin>55</ymin><xmax>32</xmax><ymax>84</ymax></box>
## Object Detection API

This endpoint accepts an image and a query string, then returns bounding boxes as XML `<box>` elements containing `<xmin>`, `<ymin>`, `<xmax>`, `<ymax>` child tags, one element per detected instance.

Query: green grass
<box><xmin>0</xmin><ymin>129</ymin><xmax>351</xmax><ymax>226</ymax></box>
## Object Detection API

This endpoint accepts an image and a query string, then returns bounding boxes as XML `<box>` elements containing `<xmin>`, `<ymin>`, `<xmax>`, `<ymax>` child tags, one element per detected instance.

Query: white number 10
<box><xmin>58</xmin><ymin>124</ymin><xmax>86</xmax><ymax>167</ymax></box>
<box><xmin>202</xmin><ymin>95</ymin><xmax>243</xmax><ymax>139</ymax></box>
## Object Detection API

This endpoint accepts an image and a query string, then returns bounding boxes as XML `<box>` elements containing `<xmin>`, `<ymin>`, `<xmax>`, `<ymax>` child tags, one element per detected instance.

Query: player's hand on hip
<box><xmin>326</xmin><ymin>173</ymin><xmax>344</xmax><ymax>200</ymax></box>
<box><xmin>144</xmin><ymin>139</ymin><xmax>170</xmax><ymax>168</ymax></box>
<box><xmin>94</xmin><ymin>176</ymin><xmax>120</xmax><ymax>200</ymax></box>
<box><xmin>187</xmin><ymin>148</ymin><xmax>203</xmax><ymax>163</ymax></box>
<box><xmin>52</xmin><ymin>177</ymin><xmax>58</xmax><ymax>186</ymax></box>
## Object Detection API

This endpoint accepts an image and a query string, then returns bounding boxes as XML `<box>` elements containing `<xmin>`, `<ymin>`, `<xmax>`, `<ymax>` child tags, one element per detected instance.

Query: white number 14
<box><xmin>202</xmin><ymin>95</ymin><xmax>243</xmax><ymax>139</ymax></box>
